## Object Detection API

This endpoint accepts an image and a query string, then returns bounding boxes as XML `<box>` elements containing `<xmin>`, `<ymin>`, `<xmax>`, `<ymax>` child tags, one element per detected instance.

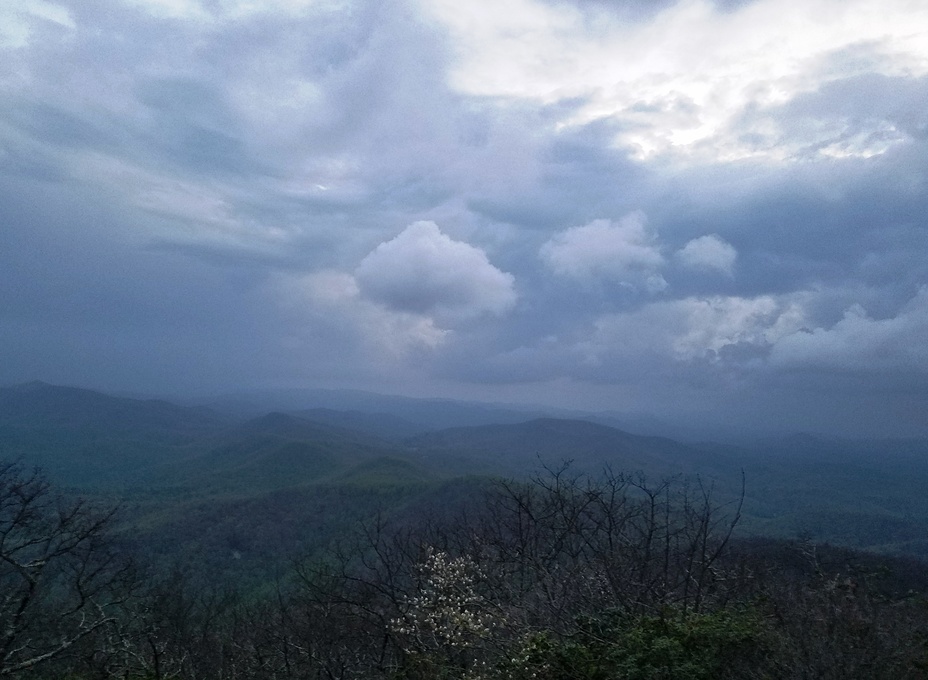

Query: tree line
<box><xmin>2</xmin><ymin>461</ymin><xmax>927</xmax><ymax>679</ymax></box>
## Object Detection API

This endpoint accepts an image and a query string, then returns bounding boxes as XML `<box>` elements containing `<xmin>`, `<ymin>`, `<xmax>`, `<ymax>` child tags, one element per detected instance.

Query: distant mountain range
<box><xmin>3</xmin><ymin>381</ymin><xmax>928</xmax><ymax>563</ymax></box>
<box><xmin>198</xmin><ymin>386</ymin><xmax>558</xmax><ymax>429</ymax></box>
<box><xmin>0</xmin><ymin>380</ymin><xmax>227</xmax><ymax>436</ymax></box>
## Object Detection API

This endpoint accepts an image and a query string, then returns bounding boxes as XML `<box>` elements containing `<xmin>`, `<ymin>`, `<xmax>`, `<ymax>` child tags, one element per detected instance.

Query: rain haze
<box><xmin>2</xmin><ymin>0</ymin><xmax>927</xmax><ymax>437</ymax></box>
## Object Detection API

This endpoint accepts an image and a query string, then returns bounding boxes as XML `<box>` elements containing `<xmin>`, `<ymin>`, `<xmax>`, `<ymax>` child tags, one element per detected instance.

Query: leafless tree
<box><xmin>0</xmin><ymin>462</ymin><xmax>135</xmax><ymax>676</ymax></box>
<box><xmin>278</xmin><ymin>465</ymin><xmax>747</xmax><ymax>679</ymax></box>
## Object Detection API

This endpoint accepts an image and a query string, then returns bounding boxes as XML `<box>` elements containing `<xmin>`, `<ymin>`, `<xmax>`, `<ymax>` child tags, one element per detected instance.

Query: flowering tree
<box><xmin>390</xmin><ymin>547</ymin><xmax>499</xmax><ymax>674</ymax></box>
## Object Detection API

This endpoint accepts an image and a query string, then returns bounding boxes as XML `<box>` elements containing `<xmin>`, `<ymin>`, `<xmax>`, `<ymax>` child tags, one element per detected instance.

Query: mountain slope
<box><xmin>0</xmin><ymin>381</ymin><xmax>226</xmax><ymax>436</ymax></box>
<box><xmin>406</xmin><ymin>417</ymin><xmax>743</xmax><ymax>478</ymax></box>
<box><xmin>206</xmin><ymin>387</ymin><xmax>553</xmax><ymax>430</ymax></box>
<box><xmin>159</xmin><ymin>412</ymin><xmax>418</xmax><ymax>493</ymax></box>
<box><xmin>0</xmin><ymin>382</ymin><xmax>227</xmax><ymax>486</ymax></box>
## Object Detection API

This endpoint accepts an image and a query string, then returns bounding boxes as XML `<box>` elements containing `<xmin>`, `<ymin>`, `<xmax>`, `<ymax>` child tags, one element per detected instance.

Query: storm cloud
<box><xmin>1</xmin><ymin>0</ymin><xmax>927</xmax><ymax>436</ymax></box>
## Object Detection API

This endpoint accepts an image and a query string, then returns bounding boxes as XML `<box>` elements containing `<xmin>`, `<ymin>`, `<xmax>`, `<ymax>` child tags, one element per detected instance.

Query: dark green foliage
<box><xmin>508</xmin><ymin>607</ymin><xmax>768</xmax><ymax>680</ymax></box>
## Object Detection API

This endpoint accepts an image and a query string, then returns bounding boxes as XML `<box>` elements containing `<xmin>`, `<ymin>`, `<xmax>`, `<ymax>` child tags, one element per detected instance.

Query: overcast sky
<box><xmin>2</xmin><ymin>0</ymin><xmax>927</xmax><ymax>436</ymax></box>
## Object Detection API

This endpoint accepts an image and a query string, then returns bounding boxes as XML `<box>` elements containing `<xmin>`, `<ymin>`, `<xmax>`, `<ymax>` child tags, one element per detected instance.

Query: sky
<box><xmin>1</xmin><ymin>0</ymin><xmax>927</xmax><ymax>437</ymax></box>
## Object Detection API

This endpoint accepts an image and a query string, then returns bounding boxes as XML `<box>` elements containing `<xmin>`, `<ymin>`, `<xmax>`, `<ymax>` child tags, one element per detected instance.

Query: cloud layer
<box><xmin>1</xmin><ymin>0</ymin><xmax>927</xmax><ymax>436</ymax></box>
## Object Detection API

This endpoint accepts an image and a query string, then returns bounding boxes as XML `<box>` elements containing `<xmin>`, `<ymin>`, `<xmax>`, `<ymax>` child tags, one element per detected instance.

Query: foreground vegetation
<box><xmin>3</xmin><ymin>462</ymin><xmax>928</xmax><ymax>679</ymax></box>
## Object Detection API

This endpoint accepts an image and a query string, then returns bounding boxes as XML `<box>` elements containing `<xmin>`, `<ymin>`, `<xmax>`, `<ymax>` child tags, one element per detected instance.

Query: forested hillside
<box><xmin>2</xmin><ymin>382</ymin><xmax>928</xmax><ymax>677</ymax></box>
<box><xmin>3</xmin><ymin>461</ymin><xmax>928</xmax><ymax>679</ymax></box>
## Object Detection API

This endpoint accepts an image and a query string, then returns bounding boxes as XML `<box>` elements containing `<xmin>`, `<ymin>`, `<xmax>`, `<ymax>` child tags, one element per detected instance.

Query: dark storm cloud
<box><xmin>467</xmin><ymin>116</ymin><xmax>649</xmax><ymax>231</ymax></box>
<box><xmin>780</xmin><ymin>73</ymin><xmax>928</xmax><ymax>145</ymax></box>
<box><xmin>134</xmin><ymin>78</ymin><xmax>258</xmax><ymax>176</ymax></box>
<box><xmin>1</xmin><ymin>0</ymin><xmax>927</xmax><ymax>435</ymax></box>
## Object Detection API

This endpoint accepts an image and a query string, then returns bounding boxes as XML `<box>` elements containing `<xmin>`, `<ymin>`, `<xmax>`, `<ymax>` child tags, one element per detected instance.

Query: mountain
<box><xmin>6</xmin><ymin>381</ymin><xmax>928</xmax><ymax>560</ymax></box>
<box><xmin>0</xmin><ymin>381</ymin><xmax>228</xmax><ymax>486</ymax></box>
<box><xmin>730</xmin><ymin>433</ymin><xmax>928</xmax><ymax>555</ymax></box>
<box><xmin>158</xmin><ymin>412</ymin><xmax>420</xmax><ymax>493</ymax></box>
<box><xmin>405</xmin><ymin>418</ymin><xmax>928</xmax><ymax>556</ymax></box>
<box><xmin>0</xmin><ymin>381</ymin><xmax>227</xmax><ymax>437</ymax></box>
<box><xmin>203</xmin><ymin>387</ymin><xmax>554</xmax><ymax>430</ymax></box>
<box><xmin>405</xmin><ymin>417</ymin><xmax>744</xmax><ymax>478</ymax></box>
<box><xmin>0</xmin><ymin>383</ymin><xmax>444</xmax><ymax>493</ymax></box>
<box><xmin>293</xmin><ymin>408</ymin><xmax>425</xmax><ymax>440</ymax></box>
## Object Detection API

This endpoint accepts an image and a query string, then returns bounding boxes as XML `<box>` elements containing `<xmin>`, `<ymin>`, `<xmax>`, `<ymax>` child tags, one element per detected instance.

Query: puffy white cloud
<box><xmin>769</xmin><ymin>287</ymin><xmax>928</xmax><ymax>373</ymax></box>
<box><xmin>667</xmin><ymin>295</ymin><xmax>807</xmax><ymax>360</ymax></box>
<box><xmin>540</xmin><ymin>212</ymin><xmax>667</xmax><ymax>292</ymax></box>
<box><xmin>298</xmin><ymin>270</ymin><xmax>361</xmax><ymax>305</ymax></box>
<box><xmin>577</xmin><ymin>287</ymin><xmax>928</xmax><ymax>383</ymax></box>
<box><xmin>579</xmin><ymin>294</ymin><xmax>808</xmax><ymax>368</ymax></box>
<box><xmin>355</xmin><ymin>221</ymin><xmax>517</xmax><ymax>324</ymax></box>
<box><xmin>676</xmin><ymin>234</ymin><xmax>737</xmax><ymax>275</ymax></box>
<box><xmin>271</xmin><ymin>269</ymin><xmax>449</xmax><ymax>360</ymax></box>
